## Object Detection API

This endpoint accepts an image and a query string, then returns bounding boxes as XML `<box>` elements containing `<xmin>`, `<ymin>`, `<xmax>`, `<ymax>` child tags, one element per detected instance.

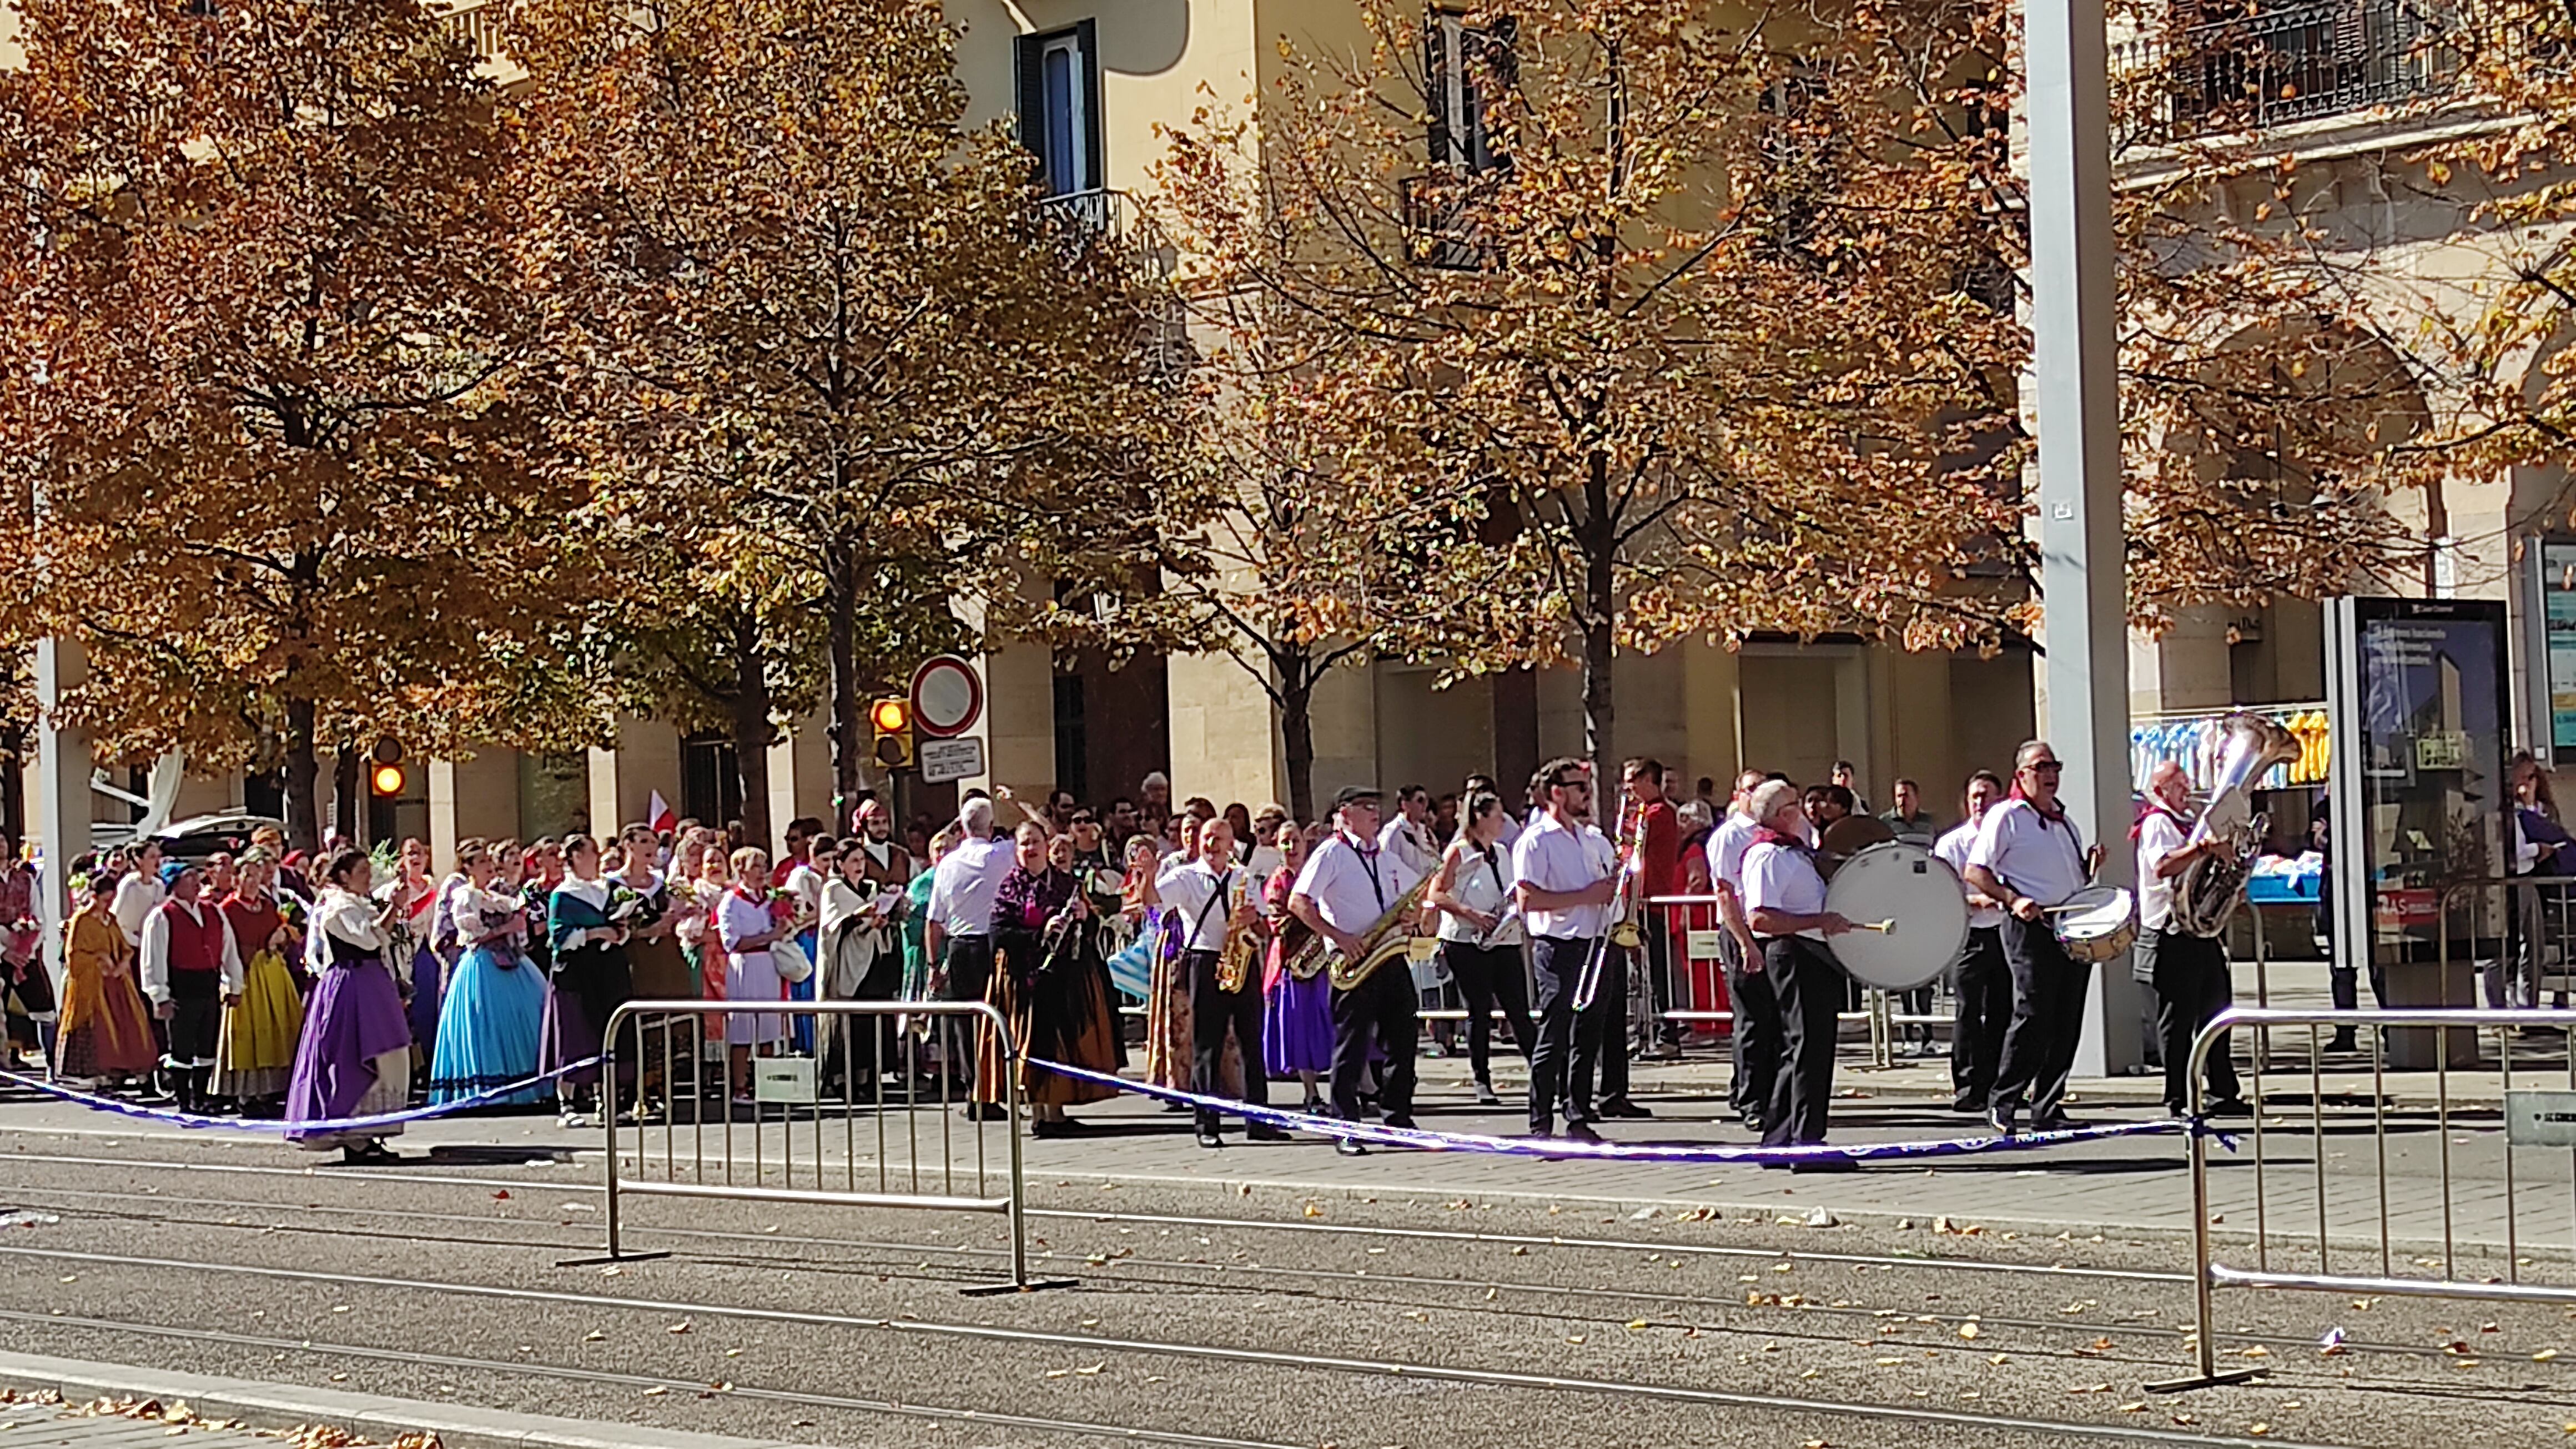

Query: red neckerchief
<box><xmin>2130</xmin><ymin>801</ymin><xmax>2189</xmax><ymax>842</ymax></box>
<box><xmin>1751</xmin><ymin>826</ymin><xmax>1812</xmax><ymax>852</ymax></box>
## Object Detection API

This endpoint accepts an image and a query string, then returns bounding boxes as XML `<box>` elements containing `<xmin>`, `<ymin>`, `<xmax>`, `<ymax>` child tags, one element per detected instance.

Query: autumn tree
<box><xmin>0</xmin><ymin>0</ymin><xmax>601</xmax><ymax>851</ymax></box>
<box><xmin>510</xmin><ymin>0</ymin><xmax>1213</xmax><ymax>829</ymax></box>
<box><xmin>1161</xmin><ymin>0</ymin><xmax>2030</xmax><ymax>775</ymax></box>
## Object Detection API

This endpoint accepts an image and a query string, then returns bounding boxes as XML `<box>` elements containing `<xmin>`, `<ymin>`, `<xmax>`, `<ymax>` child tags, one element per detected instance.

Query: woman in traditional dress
<box><xmin>55</xmin><ymin>873</ymin><xmax>157</xmax><ymax>1089</ymax></box>
<box><xmin>717</xmin><ymin>847</ymin><xmax>788</xmax><ymax>1104</ymax></box>
<box><xmin>519</xmin><ymin>839</ymin><xmax>564</xmax><ymax>980</ymax></box>
<box><xmin>1260</xmin><ymin>820</ymin><xmax>1332</xmax><ymax>1112</ymax></box>
<box><xmin>974</xmin><ymin>823</ymin><xmax>1123</xmax><ymax>1137</ymax></box>
<box><xmin>285</xmin><ymin>850</ymin><xmax>412</xmax><ymax>1163</ymax></box>
<box><xmin>613</xmin><ymin>823</ymin><xmax>691</xmax><ymax>1115</ymax></box>
<box><xmin>212</xmin><ymin>848</ymin><xmax>306</xmax><ymax>1113</ymax></box>
<box><xmin>900</xmin><ymin>830</ymin><xmax>950</xmax><ymax>1004</ymax></box>
<box><xmin>542</xmin><ymin>834</ymin><xmax>633</xmax><ymax>1127</ymax></box>
<box><xmin>426</xmin><ymin>842</ymin><xmax>548</xmax><ymax>1106</ymax></box>
<box><xmin>381</xmin><ymin>838</ymin><xmax>440</xmax><ymax>1069</ymax></box>
<box><xmin>1141</xmin><ymin>824</ymin><xmax>1195</xmax><ymax>1097</ymax></box>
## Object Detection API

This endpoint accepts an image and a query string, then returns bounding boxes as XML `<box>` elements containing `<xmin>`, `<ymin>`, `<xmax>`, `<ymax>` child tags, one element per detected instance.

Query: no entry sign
<box><xmin>909</xmin><ymin>655</ymin><xmax>982</xmax><ymax>739</ymax></box>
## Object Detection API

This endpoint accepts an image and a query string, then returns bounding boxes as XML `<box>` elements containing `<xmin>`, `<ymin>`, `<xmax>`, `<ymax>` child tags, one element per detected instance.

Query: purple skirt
<box><xmin>1262</xmin><ymin>969</ymin><xmax>1334</xmax><ymax>1076</ymax></box>
<box><xmin>539</xmin><ymin>980</ymin><xmax>636</xmax><ymax>1091</ymax></box>
<box><xmin>285</xmin><ymin>960</ymin><xmax>413</xmax><ymax>1140</ymax></box>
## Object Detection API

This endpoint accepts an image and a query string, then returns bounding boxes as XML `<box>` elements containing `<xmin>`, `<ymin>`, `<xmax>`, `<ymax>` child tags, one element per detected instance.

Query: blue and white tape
<box><xmin>0</xmin><ymin>1057</ymin><xmax>604</xmax><ymax>1135</ymax></box>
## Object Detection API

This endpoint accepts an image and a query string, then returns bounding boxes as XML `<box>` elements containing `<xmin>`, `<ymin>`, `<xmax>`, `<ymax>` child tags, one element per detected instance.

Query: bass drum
<box><xmin>1820</xmin><ymin>841</ymin><xmax>1970</xmax><ymax>992</ymax></box>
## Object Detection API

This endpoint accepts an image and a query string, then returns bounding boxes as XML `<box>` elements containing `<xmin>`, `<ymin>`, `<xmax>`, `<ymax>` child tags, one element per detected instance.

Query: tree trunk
<box><xmin>1579</xmin><ymin>446</ymin><xmax>1618</xmax><ymax>787</ymax></box>
<box><xmin>0</xmin><ymin>717</ymin><xmax>24</xmax><ymax>847</ymax></box>
<box><xmin>281</xmin><ymin>697</ymin><xmax>321</xmax><ymax>855</ymax></box>
<box><xmin>824</xmin><ymin>558</ymin><xmax>863</xmax><ymax>829</ymax></box>
<box><xmin>1279</xmin><ymin>655</ymin><xmax>1316</xmax><ymax>825</ymax></box>
<box><xmin>331</xmin><ymin>744</ymin><xmax>361</xmax><ymax>848</ymax></box>
<box><xmin>730</xmin><ymin>612</ymin><xmax>775</xmax><ymax>851</ymax></box>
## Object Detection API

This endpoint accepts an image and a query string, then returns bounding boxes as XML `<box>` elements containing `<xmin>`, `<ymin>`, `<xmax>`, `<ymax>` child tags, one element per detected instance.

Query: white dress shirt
<box><xmin>2136</xmin><ymin>808</ymin><xmax>2191</xmax><ymax>933</ymax></box>
<box><xmin>1512</xmin><ymin>813</ymin><xmax>1614</xmax><ymax>940</ymax></box>
<box><xmin>1934</xmin><ymin>818</ymin><xmax>2004</xmax><ymax>930</ymax></box>
<box><xmin>1742</xmin><ymin>838</ymin><xmax>1830</xmax><ymax>942</ymax></box>
<box><xmin>112</xmin><ymin>872</ymin><xmax>164</xmax><ymax>949</ymax></box>
<box><xmin>1968</xmin><ymin>797</ymin><xmax>2089</xmax><ymax>909</ymax></box>
<box><xmin>1155</xmin><ymin>859</ymin><xmax>1244</xmax><ymax>954</ymax></box>
<box><xmin>1377</xmin><ymin>816</ymin><xmax>1442</xmax><ymax>879</ymax></box>
<box><xmin>1704</xmin><ymin>810</ymin><xmax>1758</xmax><ymax>893</ymax></box>
<box><xmin>139</xmin><ymin>897</ymin><xmax>245</xmax><ymax>1003</ymax></box>
<box><xmin>1293</xmin><ymin>833</ymin><xmax>1417</xmax><ymax>936</ymax></box>
<box><xmin>927</xmin><ymin>834</ymin><xmax>1014</xmax><ymax>938</ymax></box>
<box><xmin>1435</xmin><ymin>839</ymin><xmax>1520</xmax><ymax>946</ymax></box>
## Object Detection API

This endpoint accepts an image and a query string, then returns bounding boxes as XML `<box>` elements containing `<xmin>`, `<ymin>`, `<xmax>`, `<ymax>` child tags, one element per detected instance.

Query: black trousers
<box><xmin>165</xmin><ymin>969</ymin><xmax>222</xmax><ymax>1069</ymax></box>
<box><xmin>1949</xmin><ymin>925</ymin><xmax>2010</xmax><ymax>1109</ymax></box>
<box><xmin>1992</xmin><ymin>916</ymin><xmax>2091</xmax><ymax>1123</ymax></box>
<box><xmin>1329</xmin><ymin>960</ymin><xmax>1416</xmax><ymax>1123</ymax></box>
<box><xmin>1761</xmin><ymin>936</ymin><xmax>1844</xmax><ymax>1147</ymax></box>
<box><xmin>1592</xmin><ymin>939</ymin><xmax>1634</xmax><ymax>1101</ymax></box>
<box><xmin>1528</xmin><ymin>935</ymin><xmax>1606</xmax><ymax>1131</ymax></box>
<box><xmin>2140</xmin><ymin>927</ymin><xmax>2240</xmax><ymax>1113</ymax></box>
<box><xmin>1188</xmin><ymin>949</ymin><xmax>1268</xmax><ymax>1131</ymax></box>
<box><xmin>939</xmin><ymin>936</ymin><xmax>994</xmax><ymax>1004</ymax></box>
<box><xmin>1640</xmin><ymin>920</ymin><xmax>1678</xmax><ymax>1045</ymax></box>
<box><xmin>1722</xmin><ymin>930</ymin><xmax>1782</xmax><ymax>1123</ymax></box>
<box><xmin>1441</xmin><ymin>940</ymin><xmax>1533</xmax><ymax>1086</ymax></box>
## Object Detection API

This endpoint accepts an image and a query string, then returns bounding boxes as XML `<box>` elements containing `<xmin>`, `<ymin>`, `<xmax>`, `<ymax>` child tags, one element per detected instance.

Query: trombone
<box><xmin>1572</xmin><ymin>788</ymin><xmax>1644</xmax><ymax>1012</ymax></box>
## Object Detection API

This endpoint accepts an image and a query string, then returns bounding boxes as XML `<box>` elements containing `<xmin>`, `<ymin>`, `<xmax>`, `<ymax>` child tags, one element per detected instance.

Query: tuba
<box><xmin>2172</xmin><ymin>713</ymin><xmax>2302</xmax><ymax>938</ymax></box>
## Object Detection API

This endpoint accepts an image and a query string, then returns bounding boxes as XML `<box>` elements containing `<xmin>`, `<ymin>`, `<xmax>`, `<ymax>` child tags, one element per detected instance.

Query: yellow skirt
<box><xmin>214</xmin><ymin>949</ymin><xmax>306</xmax><ymax>1098</ymax></box>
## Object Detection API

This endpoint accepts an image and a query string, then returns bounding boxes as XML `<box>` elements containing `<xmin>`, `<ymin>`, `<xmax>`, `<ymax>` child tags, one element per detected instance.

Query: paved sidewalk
<box><xmin>0</xmin><ymin>1353</ymin><xmax>817</xmax><ymax>1449</ymax></box>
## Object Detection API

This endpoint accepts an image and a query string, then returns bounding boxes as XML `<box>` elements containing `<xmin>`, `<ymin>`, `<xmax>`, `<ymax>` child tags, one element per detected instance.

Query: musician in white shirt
<box><xmin>1289</xmin><ymin>786</ymin><xmax>1424</xmax><ymax>1154</ymax></box>
<box><xmin>1703</xmin><ymin>769</ymin><xmax>1772</xmax><ymax>1128</ymax></box>
<box><xmin>924</xmin><ymin>796</ymin><xmax>1014</xmax><ymax>1004</ymax></box>
<box><xmin>2135</xmin><ymin>761</ymin><xmax>2245</xmax><ymax>1118</ymax></box>
<box><xmin>1739</xmin><ymin>781</ymin><xmax>1855</xmax><ymax>1161</ymax></box>
<box><xmin>1376</xmin><ymin>786</ymin><xmax>1442</xmax><ymax>878</ymax></box>
<box><xmin>1510</xmin><ymin>759</ymin><xmax>1619</xmax><ymax>1143</ymax></box>
<box><xmin>1427</xmin><ymin>790</ymin><xmax>1533</xmax><ymax>1107</ymax></box>
<box><xmin>1142</xmin><ymin>819</ymin><xmax>1283</xmax><ymax>1148</ymax></box>
<box><xmin>1963</xmin><ymin>740</ymin><xmax>2105</xmax><ymax>1135</ymax></box>
<box><xmin>1933</xmin><ymin>771</ymin><xmax>2009</xmax><ymax>1115</ymax></box>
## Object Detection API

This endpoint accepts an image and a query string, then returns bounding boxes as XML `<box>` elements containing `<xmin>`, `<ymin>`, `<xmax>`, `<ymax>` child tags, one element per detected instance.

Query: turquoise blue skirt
<box><xmin>427</xmin><ymin>944</ymin><xmax>550</xmax><ymax>1105</ymax></box>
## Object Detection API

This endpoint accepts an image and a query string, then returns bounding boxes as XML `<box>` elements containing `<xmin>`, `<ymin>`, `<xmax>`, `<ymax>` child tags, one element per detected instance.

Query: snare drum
<box><xmin>2051</xmin><ymin>886</ymin><xmax>2137</xmax><ymax>964</ymax></box>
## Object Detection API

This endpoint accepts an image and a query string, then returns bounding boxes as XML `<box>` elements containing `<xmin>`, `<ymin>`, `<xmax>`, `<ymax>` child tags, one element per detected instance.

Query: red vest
<box><xmin>157</xmin><ymin>899</ymin><xmax>228</xmax><ymax>974</ymax></box>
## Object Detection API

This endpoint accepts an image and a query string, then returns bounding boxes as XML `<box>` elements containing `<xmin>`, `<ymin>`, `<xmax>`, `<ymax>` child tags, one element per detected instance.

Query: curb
<box><xmin>0</xmin><ymin>1351</ymin><xmax>821</xmax><ymax>1449</ymax></box>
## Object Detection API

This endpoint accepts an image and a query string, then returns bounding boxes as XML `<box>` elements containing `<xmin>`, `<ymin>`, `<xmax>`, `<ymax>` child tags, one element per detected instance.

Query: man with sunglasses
<box><xmin>1512</xmin><ymin>758</ymin><xmax>1622</xmax><ymax>1143</ymax></box>
<box><xmin>1963</xmin><ymin>739</ymin><xmax>2106</xmax><ymax>1136</ymax></box>
<box><xmin>1289</xmin><ymin>785</ymin><xmax>1426</xmax><ymax>1155</ymax></box>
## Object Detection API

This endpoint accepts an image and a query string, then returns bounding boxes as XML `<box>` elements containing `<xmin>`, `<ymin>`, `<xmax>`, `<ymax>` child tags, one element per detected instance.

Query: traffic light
<box><xmin>369</xmin><ymin>737</ymin><xmax>406</xmax><ymax>797</ymax></box>
<box><xmin>870</xmin><ymin>698</ymin><xmax>914</xmax><ymax>770</ymax></box>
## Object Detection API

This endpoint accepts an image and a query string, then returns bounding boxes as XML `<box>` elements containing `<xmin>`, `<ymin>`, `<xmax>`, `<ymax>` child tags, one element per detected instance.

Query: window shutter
<box><xmin>1425</xmin><ymin>17</ymin><xmax>1453</xmax><ymax>167</ymax></box>
<box><xmin>1076</xmin><ymin>18</ymin><xmax>1105</xmax><ymax>191</ymax></box>
<box><xmin>1014</xmin><ymin>31</ymin><xmax>1046</xmax><ymax>169</ymax></box>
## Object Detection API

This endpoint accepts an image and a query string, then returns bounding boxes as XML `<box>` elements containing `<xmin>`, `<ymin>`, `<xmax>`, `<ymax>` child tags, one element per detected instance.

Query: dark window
<box><xmin>1053</xmin><ymin>672</ymin><xmax>1088</xmax><ymax>807</ymax></box>
<box><xmin>682</xmin><ymin>734</ymin><xmax>742</xmax><ymax>827</ymax></box>
<box><xmin>1426</xmin><ymin>11</ymin><xmax>1516</xmax><ymax>173</ymax></box>
<box><xmin>1016</xmin><ymin>21</ymin><xmax>1103</xmax><ymax>197</ymax></box>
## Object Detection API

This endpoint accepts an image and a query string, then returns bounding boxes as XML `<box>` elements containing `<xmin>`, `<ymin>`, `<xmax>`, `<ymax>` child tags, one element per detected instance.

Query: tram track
<box><xmin>4</xmin><ymin>1169</ymin><xmax>2563</xmax><ymax>1378</ymax></box>
<box><xmin>0</xmin><ymin>1241</ymin><xmax>2333</xmax><ymax>1449</ymax></box>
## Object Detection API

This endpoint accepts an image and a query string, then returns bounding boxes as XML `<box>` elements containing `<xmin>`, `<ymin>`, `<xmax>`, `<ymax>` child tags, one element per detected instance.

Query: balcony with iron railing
<box><xmin>1032</xmin><ymin>187</ymin><xmax>1193</xmax><ymax>377</ymax></box>
<box><xmin>1398</xmin><ymin>173</ymin><xmax>1500</xmax><ymax>271</ymax></box>
<box><xmin>2112</xmin><ymin>0</ymin><xmax>2539</xmax><ymax>146</ymax></box>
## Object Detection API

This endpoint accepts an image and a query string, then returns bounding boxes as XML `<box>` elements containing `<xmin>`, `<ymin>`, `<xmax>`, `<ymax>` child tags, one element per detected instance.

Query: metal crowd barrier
<box><xmin>2165</xmin><ymin>1005</ymin><xmax>2576</xmax><ymax>1390</ymax></box>
<box><xmin>596</xmin><ymin>999</ymin><xmax>1053</xmax><ymax>1294</ymax></box>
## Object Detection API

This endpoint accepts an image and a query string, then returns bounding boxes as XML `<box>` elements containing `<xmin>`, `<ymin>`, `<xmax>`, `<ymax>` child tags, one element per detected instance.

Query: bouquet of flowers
<box><xmin>764</xmin><ymin>887</ymin><xmax>814</xmax><ymax>984</ymax></box>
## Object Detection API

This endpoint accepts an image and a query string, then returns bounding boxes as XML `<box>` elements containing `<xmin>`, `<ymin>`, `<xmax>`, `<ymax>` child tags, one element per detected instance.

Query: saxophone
<box><xmin>1294</xmin><ymin>871</ymin><xmax>1437</xmax><ymax>990</ymax></box>
<box><xmin>1214</xmin><ymin>871</ymin><xmax>1257</xmax><ymax>992</ymax></box>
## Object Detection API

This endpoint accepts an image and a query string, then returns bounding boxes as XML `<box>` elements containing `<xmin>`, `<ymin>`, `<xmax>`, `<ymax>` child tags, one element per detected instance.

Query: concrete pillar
<box><xmin>965</xmin><ymin>639</ymin><xmax>1055</xmax><ymax>801</ymax></box>
<box><xmin>2028</xmin><ymin>0</ymin><xmax>2140</xmax><ymax>1076</ymax></box>
<box><xmin>1609</xmin><ymin>649</ymin><xmax>1689</xmax><ymax>778</ymax></box>
<box><xmin>1681</xmin><ymin>641</ymin><xmax>1743</xmax><ymax>796</ymax></box>
<box><xmin>587</xmin><ymin>715</ymin><xmax>683</xmax><ymax>840</ymax></box>
<box><xmin>431</xmin><ymin>751</ymin><xmax>521</xmax><ymax>867</ymax></box>
<box><xmin>1305</xmin><ymin>656</ymin><xmax>1379</xmax><ymax>803</ymax></box>
<box><xmin>34</xmin><ymin>637</ymin><xmax>90</xmax><ymax>978</ymax></box>
<box><xmin>766</xmin><ymin>708</ymin><xmax>833</xmax><ymax>852</ymax></box>
<box><xmin>1168</xmin><ymin>643</ymin><xmax>1284</xmax><ymax>808</ymax></box>
<box><xmin>1876</xmin><ymin>647</ymin><xmax>1956</xmax><ymax>813</ymax></box>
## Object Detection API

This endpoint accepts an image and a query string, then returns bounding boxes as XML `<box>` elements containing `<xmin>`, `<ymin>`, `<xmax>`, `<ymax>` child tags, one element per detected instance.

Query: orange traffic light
<box><xmin>870</xmin><ymin>698</ymin><xmax>914</xmax><ymax>769</ymax></box>
<box><xmin>370</xmin><ymin>763</ymin><xmax>407</xmax><ymax>797</ymax></box>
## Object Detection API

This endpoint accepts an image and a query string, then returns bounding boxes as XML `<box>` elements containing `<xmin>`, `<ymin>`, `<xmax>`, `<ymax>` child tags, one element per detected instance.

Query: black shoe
<box><xmin>1195</xmin><ymin>1130</ymin><xmax>1224</xmax><ymax>1149</ymax></box>
<box><xmin>1598</xmin><ymin>1097</ymin><xmax>1652</xmax><ymax>1119</ymax></box>
<box><xmin>2326</xmin><ymin>1030</ymin><xmax>2358</xmax><ymax>1053</ymax></box>
<box><xmin>1335</xmin><ymin>1137</ymin><xmax>1368</xmax><ymax>1156</ymax></box>
<box><xmin>1475</xmin><ymin>1083</ymin><xmax>1502</xmax><ymax>1106</ymax></box>
<box><xmin>2202</xmin><ymin>1096</ymin><xmax>2253</xmax><ymax>1118</ymax></box>
<box><xmin>1245</xmin><ymin>1124</ymin><xmax>1290</xmax><ymax>1143</ymax></box>
<box><xmin>1382</xmin><ymin>1114</ymin><xmax>1417</xmax><ymax>1131</ymax></box>
<box><xmin>1561</xmin><ymin>1121</ymin><xmax>1603</xmax><ymax>1144</ymax></box>
<box><xmin>964</xmin><ymin>1101</ymin><xmax>1010</xmax><ymax>1122</ymax></box>
<box><xmin>1951</xmin><ymin>1097</ymin><xmax>1988</xmax><ymax>1115</ymax></box>
<box><xmin>2034</xmin><ymin>1111</ymin><xmax>2077</xmax><ymax>1133</ymax></box>
<box><xmin>1988</xmin><ymin>1108</ymin><xmax>2019</xmax><ymax>1137</ymax></box>
<box><xmin>1520</xmin><ymin>1125</ymin><xmax>1554</xmax><ymax>1141</ymax></box>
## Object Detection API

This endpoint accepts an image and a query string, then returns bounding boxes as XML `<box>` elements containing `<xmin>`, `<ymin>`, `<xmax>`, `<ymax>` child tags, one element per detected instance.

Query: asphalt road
<box><xmin>0</xmin><ymin>1126</ymin><xmax>2569</xmax><ymax>1449</ymax></box>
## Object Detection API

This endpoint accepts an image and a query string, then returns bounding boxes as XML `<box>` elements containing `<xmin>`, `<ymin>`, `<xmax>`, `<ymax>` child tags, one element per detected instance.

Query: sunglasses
<box><xmin>2027</xmin><ymin>761</ymin><xmax>2064</xmax><ymax>774</ymax></box>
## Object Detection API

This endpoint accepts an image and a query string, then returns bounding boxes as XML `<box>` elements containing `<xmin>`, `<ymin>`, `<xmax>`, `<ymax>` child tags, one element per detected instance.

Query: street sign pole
<box><xmin>2027</xmin><ymin>0</ymin><xmax>2139</xmax><ymax>1073</ymax></box>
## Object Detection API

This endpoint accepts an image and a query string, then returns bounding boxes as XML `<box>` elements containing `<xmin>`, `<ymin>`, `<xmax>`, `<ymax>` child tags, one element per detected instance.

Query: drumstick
<box><xmin>1852</xmin><ymin>919</ymin><xmax>1896</xmax><ymax>934</ymax></box>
